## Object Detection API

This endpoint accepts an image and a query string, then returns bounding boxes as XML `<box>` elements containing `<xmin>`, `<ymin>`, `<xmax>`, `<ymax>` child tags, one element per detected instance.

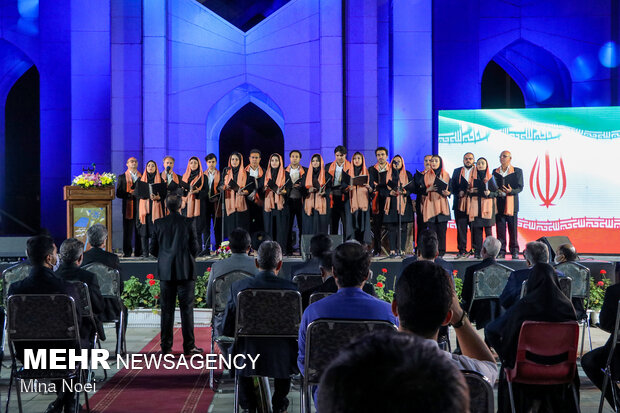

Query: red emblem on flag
<box><xmin>530</xmin><ymin>152</ymin><xmax>567</xmax><ymax>208</ymax></box>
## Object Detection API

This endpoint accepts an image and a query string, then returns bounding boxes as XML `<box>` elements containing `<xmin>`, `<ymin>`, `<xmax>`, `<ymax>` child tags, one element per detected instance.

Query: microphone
<box><xmin>166</xmin><ymin>166</ymin><xmax>171</xmax><ymax>173</ymax></box>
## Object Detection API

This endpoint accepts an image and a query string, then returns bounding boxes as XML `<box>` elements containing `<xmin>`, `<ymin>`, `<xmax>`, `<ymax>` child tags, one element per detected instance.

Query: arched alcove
<box><xmin>481</xmin><ymin>61</ymin><xmax>525</xmax><ymax>109</ymax></box>
<box><xmin>219</xmin><ymin>102</ymin><xmax>284</xmax><ymax>166</ymax></box>
<box><xmin>484</xmin><ymin>39</ymin><xmax>571</xmax><ymax>108</ymax></box>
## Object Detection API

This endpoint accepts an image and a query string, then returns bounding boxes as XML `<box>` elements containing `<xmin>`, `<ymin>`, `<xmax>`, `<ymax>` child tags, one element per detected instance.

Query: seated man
<box><xmin>393</xmin><ymin>260</ymin><xmax>498</xmax><ymax>383</ymax></box>
<box><xmin>554</xmin><ymin>243</ymin><xmax>585</xmax><ymax>318</ymax></box>
<box><xmin>222</xmin><ymin>241</ymin><xmax>298</xmax><ymax>413</ymax></box>
<box><xmin>290</xmin><ymin>233</ymin><xmax>332</xmax><ymax>279</ymax></box>
<box><xmin>56</xmin><ymin>238</ymin><xmax>105</xmax><ymax>342</ymax></box>
<box><xmin>8</xmin><ymin>235</ymin><xmax>82</xmax><ymax>413</ymax></box>
<box><xmin>461</xmin><ymin>236</ymin><xmax>502</xmax><ymax>329</ymax></box>
<box><xmin>205</xmin><ymin>228</ymin><xmax>256</xmax><ymax>357</ymax></box>
<box><xmin>500</xmin><ymin>241</ymin><xmax>563</xmax><ymax>309</ymax></box>
<box><xmin>400</xmin><ymin>230</ymin><xmax>454</xmax><ymax>277</ymax></box>
<box><xmin>318</xmin><ymin>332</ymin><xmax>469</xmax><ymax>413</ymax></box>
<box><xmin>581</xmin><ymin>280</ymin><xmax>620</xmax><ymax>409</ymax></box>
<box><xmin>301</xmin><ymin>251</ymin><xmax>375</xmax><ymax>309</ymax></box>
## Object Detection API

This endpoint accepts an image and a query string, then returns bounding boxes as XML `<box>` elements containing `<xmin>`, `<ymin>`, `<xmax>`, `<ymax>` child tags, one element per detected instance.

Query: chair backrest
<box><xmin>603</xmin><ymin>300</ymin><xmax>620</xmax><ymax>372</ymax></box>
<box><xmin>69</xmin><ymin>281</ymin><xmax>94</xmax><ymax>318</ymax></box>
<box><xmin>462</xmin><ymin>370</ymin><xmax>494</xmax><ymax>413</ymax></box>
<box><xmin>211</xmin><ymin>270</ymin><xmax>253</xmax><ymax>314</ymax></box>
<box><xmin>293</xmin><ymin>274</ymin><xmax>324</xmax><ymax>292</ymax></box>
<box><xmin>6</xmin><ymin>294</ymin><xmax>80</xmax><ymax>343</ymax></box>
<box><xmin>235</xmin><ymin>289</ymin><xmax>302</xmax><ymax>338</ymax></box>
<box><xmin>304</xmin><ymin>319</ymin><xmax>397</xmax><ymax>385</ymax></box>
<box><xmin>83</xmin><ymin>263</ymin><xmax>120</xmax><ymax>297</ymax></box>
<box><xmin>554</xmin><ymin>262</ymin><xmax>590</xmax><ymax>299</ymax></box>
<box><xmin>520</xmin><ymin>277</ymin><xmax>572</xmax><ymax>301</ymax></box>
<box><xmin>309</xmin><ymin>292</ymin><xmax>333</xmax><ymax>305</ymax></box>
<box><xmin>506</xmin><ymin>320</ymin><xmax>579</xmax><ymax>385</ymax></box>
<box><xmin>2</xmin><ymin>263</ymin><xmax>32</xmax><ymax>304</ymax></box>
<box><xmin>300</xmin><ymin>234</ymin><xmax>343</xmax><ymax>261</ymax></box>
<box><xmin>470</xmin><ymin>263</ymin><xmax>512</xmax><ymax>312</ymax></box>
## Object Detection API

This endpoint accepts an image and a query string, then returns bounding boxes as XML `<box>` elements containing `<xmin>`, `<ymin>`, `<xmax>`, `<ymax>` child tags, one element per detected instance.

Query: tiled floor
<box><xmin>0</xmin><ymin>324</ymin><xmax>616</xmax><ymax>412</ymax></box>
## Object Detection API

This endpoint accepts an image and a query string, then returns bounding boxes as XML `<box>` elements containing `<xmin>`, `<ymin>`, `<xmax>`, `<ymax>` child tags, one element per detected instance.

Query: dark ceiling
<box><xmin>196</xmin><ymin>0</ymin><xmax>292</xmax><ymax>32</ymax></box>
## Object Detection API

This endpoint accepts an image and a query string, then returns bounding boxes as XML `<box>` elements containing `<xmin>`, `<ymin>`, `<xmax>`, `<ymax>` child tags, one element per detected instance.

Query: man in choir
<box><xmin>369</xmin><ymin>147</ymin><xmax>390</xmax><ymax>255</ymax></box>
<box><xmin>451</xmin><ymin>153</ymin><xmax>475</xmax><ymax>258</ymax></box>
<box><xmin>325</xmin><ymin>145</ymin><xmax>350</xmax><ymax>238</ymax></box>
<box><xmin>493</xmin><ymin>150</ymin><xmax>524</xmax><ymax>259</ymax></box>
<box><xmin>245</xmin><ymin>149</ymin><xmax>264</xmax><ymax>236</ymax></box>
<box><xmin>116</xmin><ymin>157</ymin><xmax>142</xmax><ymax>257</ymax></box>
<box><xmin>162</xmin><ymin>156</ymin><xmax>181</xmax><ymax>198</ymax></box>
<box><xmin>413</xmin><ymin>155</ymin><xmax>433</xmax><ymax>251</ymax></box>
<box><xmin>285</xmin><ymin>150</ymin><xmax>306</xmax><ymax>255</ymax></box>
<box><xmin>199</xmin><ymin>153</ymin><xmax>222</xmax><ymax>256</ymax></box>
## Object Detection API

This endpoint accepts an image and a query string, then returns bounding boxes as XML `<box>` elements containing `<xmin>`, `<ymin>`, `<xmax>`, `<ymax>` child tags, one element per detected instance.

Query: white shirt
<box><xmin>424</xmin><ymin>338</ymin><xmax>499</xmax><ymax>385</ymax></box>
<box><xmin>130</xmin><ymin>171</ymin><xmax>139</xmax><ymax>182</ymax></box>
<box><xmin>289</xmin><ymin>166</ymin><xmax>301</xmax><ymax>183</ymax></box>
<box><xmin>498</xmin><ymin>165</ymin><xmax>510</xmax><ymax>177</ymax></box>
<box><xmin>377</xmin><ymin>163</ymin><xmax>388</xmax><ymax>172</ymax></box>
<box><xmin>463</xmin><ymin>166</ymin><xmax>473</xmax><ymax>181</ymax></box>
<box><xmin>249</xmin><ymin>167</ymin><xmax>259</xmax><ymax>178</ymax></box>
<box><xmin>167</xmin><ymin>173</ymin><xmax>173</xmax><ymax>185</ymax></box>
<box><xmin>207</xmin><ymin>170</ymin><xmax>216</xmax><ymax>188</ymax></box>
<box><xmin>334</xmin><ymin>163</ymin><xmax>344</xmax><ymax>185</ymax></box>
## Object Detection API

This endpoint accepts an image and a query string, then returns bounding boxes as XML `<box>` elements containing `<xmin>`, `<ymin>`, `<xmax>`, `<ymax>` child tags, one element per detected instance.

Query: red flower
<box><xmin>226</xmin><ymin>246</ymin><xmax>230</xmax><ymax>250</ymax></box>
<box><xmin>597</xmin><ymin>281</ymin><xmax>605</xmax><ymax>287</ymax></box>
<box><xmin>600</xmin><ymin>269</ymin><xmax>607</xmax><ymax>275</ymax></box>
<box><xmin>146</xmin><ymin>274</ymin><xmax>154</xmax><ymax>279</ymax></box>
<box><xmin>376</xmin><ymin>282</ymin><xmax>384</xmax><ymax>288</ymax></box>
<box><xmin>148</xmin><ymin>279</ymin><xmax>156</xmax><ymax>286</ymax></box>
<box><xmin>453</xmin><ymin>270</ymin><xmax>458</xmax><ymax>275</ymax></box>
<box><xmin>207</xmin><ymin>267</ymin><xmax>211</xmax><ymax>272</ymax></box>
<box><xmin>382</xmin><ymin>268</ymin><xmax>387</xmax><ymax>273</ymax></box>
<box><xmin>154</xmin><ymin>295</ymin><xmax>159</xmax><ymax>299</ymax></box>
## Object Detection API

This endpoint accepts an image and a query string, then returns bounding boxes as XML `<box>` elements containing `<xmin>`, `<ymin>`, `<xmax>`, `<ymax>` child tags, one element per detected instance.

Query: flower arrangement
<box><xmin>72</xmin><ymin>172</ymin><xmax>116</xmax><ymax>188</ymax></box>
<box><xmin>216</xmin><ymin>241</ymin><xmax>232</xmax><ymax>259</ymax></box>
<box><xmin>587</xmin><ymin>271</ymin><xmax>611</xmax><ymax>311</ymax></box>
<box><xmin>374</xmin><ymin>268</ymin><xmax>395</xmax><ymax>303</ymax></box>
<box><xmin>453</xmin><ymin>273</ymin><xmax>463</xmax><ymax>301</ymax></box>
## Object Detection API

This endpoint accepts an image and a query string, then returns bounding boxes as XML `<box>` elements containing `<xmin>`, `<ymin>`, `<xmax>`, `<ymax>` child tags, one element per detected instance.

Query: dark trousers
<box><xmin>455</xmin><ymin>210</ymin><xmax>470</xmax><ymax>254</ymax></box>
<box><xmin>248</xmin><ymin>200</ymin><xmax>264</xmax><ymax>237</ymax></box>
<box><xmin>160</xmin><ymin>279</ymin><xmax>195</xmax><ymax>352</ymax></box>
<box><xmin>201</xmin><ymin>200</ymin><xmax>222</xmax><ymax>251</ymax></box>
<box><xmin>122</xmin><ymin>218</ymin><xmax>142</xmax><ymax>257</ymax></box>
<box><xmin>415</xmin><ymin>205</ymin><xmax>425</xmax><ymax>251</ymax></box>
<box><xmin>330</xmin><ymin>196</ymin><xmax>347</xmax><ymax>238</ymax></box>
<box><xmin>427</xmin><ymin>221</ymin><xmax>448</xmax><ymax>256</ymax></box>
<box><xmin>286</xmin><ymin>198</ymin><xmax>303</xmax><ymax>254</ymax></box>
<box><xmin>387</xmin><ymin>223</ymin><xmax>407</xmax><ymax>253</ymax></box>
<box><xmin>371</xmin><ymin>197</ymin><xmax>386</xmax><ymax>253</ymax></box>
<box><xmin>472</xmin><ymin>226</ymin><xmax>493</xmax><ymax>256</ymax></box>
<box><xmin>264</xmin><ymin>209</ymin><xmax>289</xmax><ymax>251</ymax></box>
<box><xmin>582</xmin><ymin>345</ymin><xmax>618</xmax><ymax>408</ymax></box>
<box><xmin>496</xmin><ymin>213</ymin><xmax>519</xmax><ymax>254</ymax></box>
<box><xmin>239</xmin><ymin>377</ymin><xmax>291</xmax><ymax>411</ymax></box>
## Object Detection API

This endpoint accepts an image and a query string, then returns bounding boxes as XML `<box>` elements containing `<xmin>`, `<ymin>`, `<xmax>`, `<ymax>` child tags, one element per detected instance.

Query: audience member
<box><xmin>57</xmin><ymin>238</ymin><xmax>105</xmax><ymax>342</ymax></box>
<box><xmin>393</xmin><ymin>260</ymin><xmax>498</xmax><ymax>383</ymax></box>
<box><xmin>222</xmin><ymin>241</ymin><xmax>298</xmax><ymax>413</ymax></box>
<box><xmin>581</xmin><ymin>280</ymin><xmax>620</xmax><ymax>409</ymax></box>
<box><xmin>554</xmin><ymin>243</ymin><xmax>585</xmax><ymax>318</ymax></box>
<box><xmin>291</xmin><ymin>233</ymin><xmax>333</xmax><ymax>279</ymax></box>
<box><xmin>461</xmin><ymin>236</ymin><xmax>502</xmax><ymax>329</ymax></box>
<box><xmin>317</xmin><ymin>332</ymin><xmax>469</xmax><ymax>413</ymax></box>
<box><xmin>400</xmin><ymin>230</ymin><xmax>454</xmax><ymax>277</ymax></box>
<box><xmin>485</xmin><ymin>263</ymin><xmax>578</xmax><ymax>412</ymax></box>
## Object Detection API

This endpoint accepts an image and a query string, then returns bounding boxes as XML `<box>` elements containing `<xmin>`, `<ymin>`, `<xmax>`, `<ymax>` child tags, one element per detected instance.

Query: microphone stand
<box><xmin>396</xmin><ymin>182</ymin><xmax>404</xmax><ymax>257</ymax></box>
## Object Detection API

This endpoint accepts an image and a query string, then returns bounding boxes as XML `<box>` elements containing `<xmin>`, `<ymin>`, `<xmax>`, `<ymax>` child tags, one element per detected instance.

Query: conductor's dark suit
<box><xmin>151</xmin><ymin>211</ymin><xmax>200</xmax><ymax>353</ymax></box>
<box><xmin>461</xmin><ymin>257</ymin><xmax>502</xmax><ymax>329</ymax></box>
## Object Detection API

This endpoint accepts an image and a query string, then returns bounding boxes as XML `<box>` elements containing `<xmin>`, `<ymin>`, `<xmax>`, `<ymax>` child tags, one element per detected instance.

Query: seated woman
<box><xmin>485</xmin><ymin>263</ymin><xmax>578</xmax><ymax>413</ymax></box>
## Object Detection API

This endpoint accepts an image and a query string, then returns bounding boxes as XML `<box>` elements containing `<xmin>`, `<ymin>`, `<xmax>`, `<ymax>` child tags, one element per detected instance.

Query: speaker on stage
<box><xmin>536</xmin><ymin>236</ymin><xmax>571</xmax><ymax>262</ymax></box>
<box><xmin>300</xmin><ymin>234</ymin><xmax>343</xmax><ymax>261</ymax></box>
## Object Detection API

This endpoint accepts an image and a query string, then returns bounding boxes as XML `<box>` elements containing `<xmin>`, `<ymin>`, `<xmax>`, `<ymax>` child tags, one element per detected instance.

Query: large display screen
<box><xmin>438</xmin><ymin>107</ymin><xmax>620</xmax><ymax>254</ymax></box>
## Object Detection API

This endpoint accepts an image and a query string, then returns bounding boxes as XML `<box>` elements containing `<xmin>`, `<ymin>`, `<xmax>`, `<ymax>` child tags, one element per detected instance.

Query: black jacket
<box><xmin>150</xmin><ymin>211</ymin><xmax>200</xmax><ymax>281</ymax></box>
<box><xmin>492</xmin><ymin>167</ymin><xmax>524</xmax><ymax>214</ymax></box>
<box><xmin>451</xmin><ymin>166</ymin><xmax>475</xmax><ymax>211</ymax></box>
<box><xmin>461</xmin><ymin>257</ymin><xmax>502</xmax><ymax>329</ymax></box>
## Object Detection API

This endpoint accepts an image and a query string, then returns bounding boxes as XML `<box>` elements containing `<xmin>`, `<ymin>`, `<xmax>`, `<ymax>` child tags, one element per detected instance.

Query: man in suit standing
<box><xmin>493</xmin><ymin>150</ymin><xmax>524</xmax><ymax>259</ymax></box>
<box><xmin>116</xmin><ymin>157</ymin><xmax>142</xmax><ymax>257</ymax></box>
<box><xmin>57</xmin><ymin>238</ymin><xmax>105</xmax><ymax>342</ymax></box>
<box><xmin>461</xmin><ymin>236</ymin><xmax>502</xmax><ymax>329</ymax></box>
<box><xmin>223</xmin><ymin>241</ymin><xmax>298</xmax><ymax>413</ymax></box>
<box><xmin>199</xmin><ymin>153</ymin><xmax>222</xmax><ymax>256</ymax></box>
<box><xmin>150</xmin><ymin>194</ymin><xmax>201</xmax><ymax>355</ymax></box>
<box><xmin>451</xmin><ymin>153</ymin><xmax>475</xmax><ymax>258</ymax></box>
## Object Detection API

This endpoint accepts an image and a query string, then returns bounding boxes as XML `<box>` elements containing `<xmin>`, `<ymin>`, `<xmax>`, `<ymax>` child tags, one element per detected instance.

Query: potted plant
<box><xmin>587</xmin><ymin>274</ymin><xmax>610</xmax><ymax>325</ymax></box>
<box><xmin>374</xmin><ymin>268</ymin><xmax>395</xmax><ymax>303</ymax></box>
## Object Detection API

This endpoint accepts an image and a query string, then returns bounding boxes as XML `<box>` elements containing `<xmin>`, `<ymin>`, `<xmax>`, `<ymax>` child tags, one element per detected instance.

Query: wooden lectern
<box><xmin>63</xmin><ymin>186</ymin><xmax>114</xmax><ymax>251</ymax></box>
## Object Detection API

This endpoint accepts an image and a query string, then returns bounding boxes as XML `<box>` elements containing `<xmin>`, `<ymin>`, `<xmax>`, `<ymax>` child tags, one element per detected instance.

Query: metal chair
<box><xmin>302</xmin><ymin>319</ymin><xmax>397</xmax><ymax>413</ymax></box>
<box><xmin>462</xmin><ymin>370</ymin><xmax>494</xmax><ymax>413</ymax></box>
<box><xmin>309</xmin><ymin>292</ymin><xmax>333</xmax><ymax>305</ymax></box>
<box><xmin>468</xmin><ymin>263</ymin><xmax>512</xmax><ymax>325</ymax></box>
<box><xmin>233</xmin><ymin>289</ymin><xmax>302</xmax><ymax>413</ymax></box>
<box><xmin>1</xmin><ymin>263</ymin><xmax>32</xmax><ymax>305</ymax></box>
<box><xmin>83</xmin><ymin>263</ymin><xmax>125</xmax><ymax>356</ymax></box>
<box><xmin>598</xmin><ymin>300</ymin><xmax>620</xmax><ymax>413</ymax></box>
<box><xmin>504</xmin><ymin>320</ymin><xmax>580</xmax><ymax>413</ymax></box>
<box><xmin>5</xmin><ymin>294</ymin><xmax>91</xmax><ymax>413</ymax></box>
<box><xmin>208</xmin><ymin>270</ymin><xmax>253</xmax><ymax>390</ymax></box>
<box><xmin>292</xmin><ymin>274</ymin><xmax>323</xmax><ymax>292</ymax></box>
<box><xmin>556</xmin><ymin>262</ymin><xmax>591</xmax><ymax>355</ymax></box>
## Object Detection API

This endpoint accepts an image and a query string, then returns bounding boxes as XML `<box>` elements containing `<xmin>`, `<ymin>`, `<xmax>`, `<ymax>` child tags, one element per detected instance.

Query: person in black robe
<box><xmin>285</xmin><ymin>150</ymin><xmax>306</xmax><ymax>255</ymax></box>
<box><xmin>136</xmin><ymin>160</ymin><xmax>164</xmax><ymax>257</ymax></box>
<box><xmin>422</xmin><ymin>155</ymin><xmax>451</xmax><ymax>257</ymax></box>
<box><xmin>345</xmin><ymin>152</ymin><xmax>373</xmax><ymax>245</ymax></box>
<box><xmin>325</xmin><ymin>145</ymin><xmax>350</xmax><ymax>238</ymax></box>
<box><xmin>199</xmin><ymin>153</ymin><xmax>222</xmax><ymax>255</ymax></box>
<box><xmin>116</xmin><ymin>157</ymin><xmax>142</xmax><ymax>257</ymax></box>
<box><xmin>220</xmin><ymin>152</ymin><xmax>250</xmax><ymax>239</ymax></box>
<box><xmin>467</xmin><ymin>157</ymin><xmax>498</xmax><ymax>258</ymax></box>
<box><xmin>263</xmin><ymin>154</ymin><xmax>292</xmax><ymax>250</ymax></box>
<box><xmin>369</xmin><ymin>147</ymin><xmax>390</xmax><ymax>255</ymax></box>
<box><xmin>383</xmin><ymin>155</ymin><xmax>414</xmax><ymax>255</ymax></box>
<box><xmin>302</xmin><ymin>154</ymin><xmax>331</xmax><ymax>235</ymax></box>
<box><xmin>485</xmin><ymin>263</ymin><xmax>578</xmax><ymax>413</ymax></box>
<box><xmin>413</xmin><ymin>155</ymin><xmax>432</xmax><ymax>252</ymax></box>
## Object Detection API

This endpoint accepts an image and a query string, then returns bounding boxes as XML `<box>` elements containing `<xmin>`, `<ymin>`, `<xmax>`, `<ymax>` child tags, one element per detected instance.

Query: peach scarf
<box><xmin>422</xmin><ymin>167</ymin><xmax>451</xmax><ymax>222</ymax></box>
<box><xmin>181</xmin><ymin>157</ymin><xmax>204</xmax><ymax>218</ymax></box>
<box><xmin>495</xmin><ymin>165</ymin><xmax>515</xmax><ymax>216</ymax></box>
<box><xmin>371</xmin><ymin>162</ymin><xmax>391</xmax><ymax>214</ymax></box>
<box><xmin>457</xmin><ymin>166</ymin><xmax>474</xmax><ymax>212</ymax></box>
<box><xmin>468</xmin><ymin>166</ymin><xmax>494</xmax><ymax>222</ymax></box>
<box><xmin>124</xmin><ymin>166</ymin><xmax>141</xmax><ymax>219</ymax></box>
<box><xmin>264</xmin><ymin>154</ymin><xmax>286</xmax><ymax>212</ymax></box>
<box><xmin>346</xmin><ymin>154</ymin><xmax>370</xmax><ymax>213</ymax></box>
<box><xmin>138</xmin><ymin>162</ymin><xmax>163</xmax><ymax>225</ymax></box>
<box><xmin>224</xmin><ymin>155</ymin><xmax>248</xmax><ymax>215</ymax></box>
<box><xmin>384</xmin><ymin>157</ymin><xmax>408</xmax><ymax>216</ymax></box>
<box><xmin>304</xmin><ymin>155</ymin><xmax>327</xmax><ymax>215</ymax></box>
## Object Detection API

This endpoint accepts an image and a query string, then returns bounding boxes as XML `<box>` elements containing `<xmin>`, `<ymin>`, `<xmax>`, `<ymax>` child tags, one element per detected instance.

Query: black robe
<box><xmin>302</xmin><ymin>167</ymin><xmax>331</xmax><ymax>234</ymax></box>
<box><xmin>383</xmin><ymin>168</ymin><xmax>414</xmax><ymax>224</ymax></box>
<box><xmin>263</xmin><ymin>168</ymin><xmax>292</xmax><ymax>249</ymax></box>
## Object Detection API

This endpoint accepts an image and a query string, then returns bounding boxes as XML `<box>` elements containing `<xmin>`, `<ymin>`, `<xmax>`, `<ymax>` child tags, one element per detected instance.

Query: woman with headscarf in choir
<box><xmin>345</xmin><ymin>152</ymin><xmax>373</xmax><ymax>245</ymax></box>
<box><xmin>467</xmin><ymin>157</ymin><xmax>498</xmax><ymax>258</ymax></box>
<box><xmin>422</xmin><ymin>155</ymin><xmax>451</xmax><ymax>257</ymax></box>
<box><xmin>181</xmin><ymin>157</ymin><xmax>204</xmax><ymax>231</ymax></box>
<box><xmin>263</xmin><ymin>154</ymin><xmax>292</xmax><ymax>249</ymax></box>
<box><xmin>138</xmin><ymin>160</ymin><xmax>163</xmax><ymax>257</ymax></box>
<box><xmin>302</xmin><ymin>154</ymin><xmax>331</xmax><ymax>234</ymax></box>
<box><xmin>383</xmin><ymin>155</ymin><xmax>414</xmax><ymax>255</ymax></box>
<box><xmin>219</xmin><ymin>152</ymin><xmax>250</xmax><ymax>238</ymax></box>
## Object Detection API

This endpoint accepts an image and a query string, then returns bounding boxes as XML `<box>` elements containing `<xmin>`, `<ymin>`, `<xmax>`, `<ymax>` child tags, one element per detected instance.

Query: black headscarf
<box><xmin>433</xmin><ymin>155</ymin><xmax>444</xmax><ymax>176</ymax></box>
<box><xmin>476</xmin><ymin>157</ymin><xmax>489</xmax><ymax>180</ymax></box>
<box><xmin>486</xmin><ymin>263</ymin><xmax>576</xmax><ymax>368</ymax></box>
<box><xmin>230</xmin><ymin>152</ymin><xmax>242</xmax><ymax>177</ymax></box>
<box><xmin>146</xmin><ymin>161</ymin><xmax>157</xmax><ymax>183</ymax></box>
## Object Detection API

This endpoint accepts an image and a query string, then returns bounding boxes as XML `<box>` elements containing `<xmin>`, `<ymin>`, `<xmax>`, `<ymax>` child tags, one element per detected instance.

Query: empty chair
<box><xmin>462</xmin><ymin>370</ymin><xmax>494</xmax><ymax>413</ymax></box>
